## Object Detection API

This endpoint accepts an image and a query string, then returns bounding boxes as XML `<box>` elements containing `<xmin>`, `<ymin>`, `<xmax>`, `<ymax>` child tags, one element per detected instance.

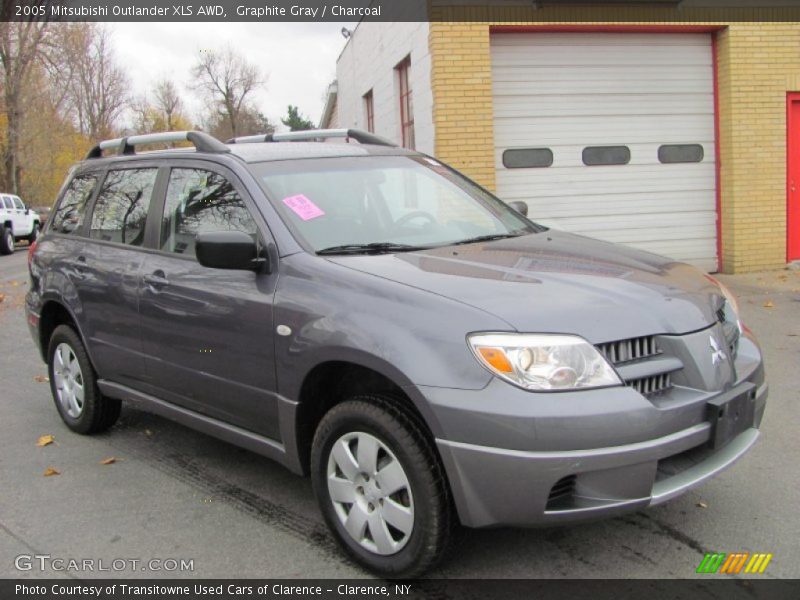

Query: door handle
<box><xmin>143</xmin><ymin>271</ymin><xmax>169</xmax><ymax>289</ymax></box>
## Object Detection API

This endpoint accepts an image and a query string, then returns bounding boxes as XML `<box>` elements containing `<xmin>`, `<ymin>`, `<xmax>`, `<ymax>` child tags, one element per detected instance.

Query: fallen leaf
<box><xmin>0</xmin><ymin>294</ymin><xmax>5</xmax><ymax>304</ymax></box>
<box><xmin>10</xmin><ymin>280</ymin><xmax>19</xmax><ymax>287</ymax></box>
<box><xmin>763</xmin><ymin>300</ymin><xmax>775</xmax><ymax>308</ymax></box>
<box><xmin>144</xmin><ymin>429</ymin><xmax>153</xmax><ymax>437</ymax></box>
<box><xmin>36</xmin><ymin>434</ymin><xmax>55</xmax><ymax>447</ymax></box>
<box><xmin>696</xmin><ymin>501</ymin><xmax>708</xmax><ymax>509</ymax></box>
<box><xmin>33</xmin><ymin>375</ymin><xmax>49</xmax><ymax>383</ymax></box>
<box><xmin>43</xmin><ymin>467</ymin><xmax>60</xmax><ymax>477</ymax></box>
<box><xmin>99</xmin><ymin>457</ymin><xmax>118</xmax><ymax>465</ymax></box>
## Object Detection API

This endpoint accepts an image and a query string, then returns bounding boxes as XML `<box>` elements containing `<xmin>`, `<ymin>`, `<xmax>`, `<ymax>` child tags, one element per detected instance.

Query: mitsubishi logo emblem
<box><xmin>710</xmin><ymin>335</ymin><xmax>727</xmax><ymax>365</ymax></box>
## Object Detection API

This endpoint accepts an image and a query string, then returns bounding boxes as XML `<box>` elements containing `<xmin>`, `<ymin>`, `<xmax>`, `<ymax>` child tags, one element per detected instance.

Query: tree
<box><xmin>191</xmin><ymin>46</ymin><xmax>264</xmax><ymax>139</ymax></box>
<box><xmin>153</xmin><ymin>79</ymin><xmax>182</xmax><ymax>131</ymax></box>
<box><xmin>64</xmin><ymin>24</ymin><xmax>128</xmax><ymax>140</ymax></box>
<box><xmin>203</xmin><ymin>107</ymin><xmax>274</xmax><ymax>141</ymax></box>
<box><xmin>130</xmin><ymin>79</ymin><xmax>192</xmax><ymax>137</ymax></box>
<box><xmin>0</xmin><ymin>21</ymin><xmax>50</xmax><ymax>194</ymax></box>
<box><xmin>281</xmin><ymin>105</ymin><xmax>314</xmax><ymax>131</ymax></box>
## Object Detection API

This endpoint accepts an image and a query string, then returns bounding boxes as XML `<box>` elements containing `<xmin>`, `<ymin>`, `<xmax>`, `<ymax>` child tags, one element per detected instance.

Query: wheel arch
<box><xmin>38</xmin><ymin>300</ymin><xmax>97</xmax><ymax>372</ymax></box>
<box><xmin>293</xmin><ymin>359</ymin><xmax>443</xmax><ymax>476</ymax></box>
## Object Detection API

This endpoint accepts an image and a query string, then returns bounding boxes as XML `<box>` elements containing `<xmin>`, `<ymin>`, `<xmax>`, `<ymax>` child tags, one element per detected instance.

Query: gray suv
<box><xmin>25</xmin><ymin>129</ymin><xmax>767</xmax><ymax>577</ymax></box>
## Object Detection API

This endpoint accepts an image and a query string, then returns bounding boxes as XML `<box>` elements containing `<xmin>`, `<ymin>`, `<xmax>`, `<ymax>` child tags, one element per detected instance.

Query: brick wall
<box><xmin>428</xmin><ymin>8</ymin><xmax>800</xmax><ymax>272</ymax></box>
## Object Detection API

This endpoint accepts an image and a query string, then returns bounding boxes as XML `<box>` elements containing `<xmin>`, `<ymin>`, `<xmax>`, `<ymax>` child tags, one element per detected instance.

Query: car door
<box><xmin>137</xmin><ymin>162</ymin><xmax>280</xmax><ymax>439</ymax></box>
<box><xmin>78</xmin><ymin>164</ymin><xmax>160</xmax><ymax>388</ymax></box>
<box><xmin>11</xmin><ymin>196</ymin><xmax>30</xmax><ymax>234</ymax></box>
<box><xmin>1</xmin><ymin>196</ymin><xmax>17</xmax><ymax>229</ymax></box>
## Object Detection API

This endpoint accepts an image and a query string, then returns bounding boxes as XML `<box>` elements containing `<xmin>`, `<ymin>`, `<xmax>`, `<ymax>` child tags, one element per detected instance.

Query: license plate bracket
<box><xmin>706</xmin><ymin>384</ymin><xmax>756</xmax><ymax>450</ymax></box>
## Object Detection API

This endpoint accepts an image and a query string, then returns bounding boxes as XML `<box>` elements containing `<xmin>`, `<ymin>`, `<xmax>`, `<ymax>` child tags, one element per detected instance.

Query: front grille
<box><xmin>597</xmin><ymin>335</ymin><xmax>660</xmax><ymax>365</ymax></box>
<box><xmin>596</xmin><ymin>335</ymin><xmax>677</xmax><ymax>397</ymax></box>
<box><xmin>627</xmin><ymin>373</ymin><xmax>672</xmax><ymax>396</ymax></box>
<box><xmin>546</xmin><ymin>475</ymin><xmax>576</xmax><ymax>510</ymax></box>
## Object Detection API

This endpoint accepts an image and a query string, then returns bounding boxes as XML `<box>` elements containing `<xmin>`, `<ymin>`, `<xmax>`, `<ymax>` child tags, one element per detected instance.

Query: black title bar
<box><xmin>3</xmin><ymin>0</ymin><xmax>800</xmax><ymax>22</ymax></box>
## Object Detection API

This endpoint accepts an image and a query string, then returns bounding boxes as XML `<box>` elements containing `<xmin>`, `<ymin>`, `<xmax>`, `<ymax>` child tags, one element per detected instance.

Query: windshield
<box><xmin>252</xmin><ymin>155</ymin><xmax>540</xmax><ymax>253</ymax></box>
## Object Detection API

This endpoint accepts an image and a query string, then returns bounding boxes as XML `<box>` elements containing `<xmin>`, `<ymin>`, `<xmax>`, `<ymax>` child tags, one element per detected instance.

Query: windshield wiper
<box><xmin>316</xmin><ymin>242</ymin><xmax>425</xmax><ymax>256</ymax></box>
<box><xmin>452</xmin><ymin>232</ymin><xmax>524</xmax><ymax>246</ymax></box>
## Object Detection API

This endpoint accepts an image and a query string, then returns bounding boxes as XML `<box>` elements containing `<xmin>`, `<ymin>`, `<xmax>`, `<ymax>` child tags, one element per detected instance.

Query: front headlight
<box><xmin>707</xmin><ymin>275</ymin><xmax>743</xmax><ymax>334</ymax></box>
<box><xmin>468</xmin><ymin>333</ymin><xmax>622</xmax><ymax>391</ymax></box>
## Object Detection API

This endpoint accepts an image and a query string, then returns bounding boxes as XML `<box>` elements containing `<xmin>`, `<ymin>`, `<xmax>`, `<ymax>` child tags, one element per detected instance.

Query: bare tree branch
<box><xmin>191</xmin><ymin>46</ymin><xmax>264</xmax><ymax>139</ymax></box>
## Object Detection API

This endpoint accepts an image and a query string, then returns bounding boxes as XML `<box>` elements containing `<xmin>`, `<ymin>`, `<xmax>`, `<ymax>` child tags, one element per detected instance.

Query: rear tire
<box><xmin>47</xmin><ymin>324</ymin><xmax>121</xmax><ymax>434</ymax></box>
<box><xmin>0</xmin><ymin>226</ymin><xmax>13</xmax><ymax>255</ymax></box>
<box><xmin>311</xmin><ymin>394</ymin><xmax>452</xmax><ymax>578</ymax></box>
<box><xmin>27</xmin><ymin>223</ymin><xmax>39</xmax><ymax>243</ymax></box>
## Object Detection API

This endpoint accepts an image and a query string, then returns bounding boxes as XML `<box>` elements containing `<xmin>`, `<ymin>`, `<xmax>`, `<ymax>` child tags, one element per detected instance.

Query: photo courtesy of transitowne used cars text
<box><xmin>24</xmin><ymin>129</ymin><xmax>767</xmax><ymax>577</ymax></box>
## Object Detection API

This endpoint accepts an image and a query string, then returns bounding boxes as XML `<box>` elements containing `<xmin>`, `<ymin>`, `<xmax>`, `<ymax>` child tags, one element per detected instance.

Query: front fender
<box><xmin>274</xmin><ymin>253</ymin><xmax>507</xmax><ymax>418</ymax></box>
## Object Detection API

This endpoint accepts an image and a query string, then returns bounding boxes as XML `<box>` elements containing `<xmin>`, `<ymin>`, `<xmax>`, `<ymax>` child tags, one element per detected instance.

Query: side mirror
<box><xmin>195</xmin><ymin>230</ymin><xmax>262</xmax><ymax>271</ymax></box>
<box><xmin>508</xmin><ymin>201</ymin><xmax>528</xmax><ymax>217</ymax></box>
<box><xmin>24</xmin><ymin>208</ymin><xmax>30</xmax><ymax>215</ymax></box>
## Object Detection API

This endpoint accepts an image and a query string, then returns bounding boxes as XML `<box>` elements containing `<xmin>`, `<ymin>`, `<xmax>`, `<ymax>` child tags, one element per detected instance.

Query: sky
<box><xmin>111</xmin><ymin>22</ymin><xmax>357</xmax><ymax>132</ymax></box>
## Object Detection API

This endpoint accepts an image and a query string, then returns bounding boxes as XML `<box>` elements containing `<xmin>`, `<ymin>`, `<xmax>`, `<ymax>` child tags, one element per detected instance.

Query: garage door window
<box><xmin>582</xmin><ymin>146</ymin><xmax>631</xmax><ymax>166</ymax></box>
<box><xmin>502</xmin><ymin>148</ymin><xmax>553</xmax><ymax>169</ymax></box>
<box><xmin>658</xmin><ymin>144</ymin><xmax>704</xmax><ymax>164</ymax></box>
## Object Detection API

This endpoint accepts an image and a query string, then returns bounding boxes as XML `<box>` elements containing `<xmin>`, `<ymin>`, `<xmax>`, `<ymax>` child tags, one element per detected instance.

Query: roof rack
<box><xmin>226</xmin><ymin>128</ymin><xmax>397</xmax><ymax>148</ymax></box>
<box><xmin>85</xmin><ymin>131</ymin><xmax>230</xmax><ymax>159</ymax></box>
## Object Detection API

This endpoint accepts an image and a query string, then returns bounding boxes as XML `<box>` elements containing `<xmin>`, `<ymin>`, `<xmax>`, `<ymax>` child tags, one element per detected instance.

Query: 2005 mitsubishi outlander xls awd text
<box><xmin>26</xmin><ymin>129</ymin><xmax>767</xmax><ymax>577</ymax></box>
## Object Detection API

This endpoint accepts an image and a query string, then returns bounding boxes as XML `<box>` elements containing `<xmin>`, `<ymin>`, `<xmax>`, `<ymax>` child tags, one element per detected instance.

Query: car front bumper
<box><xmin>420</xmin><ymin>329</ymin><xmax>767</xmax><ymax>528</ymax></box>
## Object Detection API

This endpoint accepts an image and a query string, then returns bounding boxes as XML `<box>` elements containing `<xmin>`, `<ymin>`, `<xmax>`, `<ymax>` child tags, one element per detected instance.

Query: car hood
<box><xmin>327</xmin><ymin>231</ymin><xmax>722</xmax><ymax>343</ymax></box>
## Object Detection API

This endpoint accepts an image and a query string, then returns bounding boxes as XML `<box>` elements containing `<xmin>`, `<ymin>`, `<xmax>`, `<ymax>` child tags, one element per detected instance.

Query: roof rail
<box><xmin>226</xmin><ymin>128</ymin><xmax>397</xmax><ymax>148</ymax></box>
<box><xmin>85</xmin><ymin>131</ymin><xmax>230</xmax><ymax>159</ymax></box>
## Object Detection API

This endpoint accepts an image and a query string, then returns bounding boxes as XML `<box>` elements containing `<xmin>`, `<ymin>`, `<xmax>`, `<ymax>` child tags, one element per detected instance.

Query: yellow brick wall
<box><xmin>428</xmin><ymin>8</ymin><xmax>800</xmax><ymax>273</ymax></box>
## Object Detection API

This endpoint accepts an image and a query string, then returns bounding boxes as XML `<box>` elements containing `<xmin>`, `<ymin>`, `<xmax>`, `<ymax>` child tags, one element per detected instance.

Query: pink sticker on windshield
<box><xmin>282</xmin><ymin>194</ymin><xmax>325</xmax><ymax>221</ymax></box>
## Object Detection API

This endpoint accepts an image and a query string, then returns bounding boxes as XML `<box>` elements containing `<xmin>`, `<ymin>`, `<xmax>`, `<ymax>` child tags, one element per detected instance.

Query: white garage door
<box><xmin>491</xmin><ymin>32</ymin><xmax>718</xmax><ymax>271</ymax></box>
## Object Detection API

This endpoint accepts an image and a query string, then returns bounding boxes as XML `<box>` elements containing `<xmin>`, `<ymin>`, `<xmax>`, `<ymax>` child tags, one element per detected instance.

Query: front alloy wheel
<box><xmin>327</xmin><ymin>431</ymin><xmax>414</xmax><ymax>555</ymax></box>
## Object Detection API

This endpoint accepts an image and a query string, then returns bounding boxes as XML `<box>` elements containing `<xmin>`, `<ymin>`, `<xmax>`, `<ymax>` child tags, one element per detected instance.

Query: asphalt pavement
<box><xmin>1</xmin><ymin>246</ymin><xmax>798</xmax><ymax>579</ymax></box>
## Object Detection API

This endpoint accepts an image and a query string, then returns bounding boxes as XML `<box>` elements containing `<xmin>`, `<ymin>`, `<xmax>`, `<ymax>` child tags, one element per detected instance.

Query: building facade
<box><xmin>333</xmin><ymin>6</ymin><xmax>800</xmax><ymax>273</ymax></box>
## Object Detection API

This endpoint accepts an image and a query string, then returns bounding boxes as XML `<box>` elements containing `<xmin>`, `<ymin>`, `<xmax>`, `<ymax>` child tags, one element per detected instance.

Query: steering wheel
<box><xmin>395</xmin><ymin>210</ymin><xmax>437</xmax><ymax>228</ymax></box>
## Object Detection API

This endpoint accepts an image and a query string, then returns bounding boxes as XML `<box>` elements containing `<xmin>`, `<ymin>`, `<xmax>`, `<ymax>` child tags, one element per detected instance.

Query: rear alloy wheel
<box><xmin>311</xmin><ymin>395</ymin><xmax>452</xmax><ymax>577</ymax></box>
<box><xmin>0</xmin><ymin>226</ymin><xmax>13</xmax><ymax>255</ymax></box>
<box><xmin>47</xmin><ymin>325</ymin><xmax>121</xmax><ymax>434</ymax></box>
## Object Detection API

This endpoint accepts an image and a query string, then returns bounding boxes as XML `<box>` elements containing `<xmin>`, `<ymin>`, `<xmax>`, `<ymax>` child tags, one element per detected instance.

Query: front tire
<box><xmin>0</xmin><ymin>226</ymin><xmax>13</xmax><ymax>255</ymax></box>
<box><xmin>47</xmin><ymin>324</ymin><xmax>120</xmax><ymax>434</ymax></box>
<box><xmin>311</xmin><ymin>395</ymin><xmax>452</xmax><ymax>578</ymax></box>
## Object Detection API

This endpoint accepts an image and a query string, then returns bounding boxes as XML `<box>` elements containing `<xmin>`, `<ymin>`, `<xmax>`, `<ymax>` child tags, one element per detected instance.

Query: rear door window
<box><xmin>51</xmin><ymin>174</ymin><xmax>98</xmax><ymax>235</ymax></box>
<box><xmin>2</xmin><ymin>196</ymin><xmax>12</xmax><ymax>209</ymax></box>
<box><xmin>90</xmin><ymin>168</ymin><xmax>158</xmax><ymax>246</ymax></box>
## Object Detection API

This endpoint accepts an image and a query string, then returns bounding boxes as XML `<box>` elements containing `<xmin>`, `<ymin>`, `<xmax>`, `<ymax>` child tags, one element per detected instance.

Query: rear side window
<box><xmin>90</xmin><ymin>168</ymin><xmax>157</xmax><ymax>246</ymax></box>
<box><xmin>161</xmin><ymin>168</ymin><xmax>257</xmax><ymax>257</ymax></box>
<box><xmin>2</xmin><ymin>197</ymin><xmax>12</xmax><ymax>209</ymax></box>
<box><xmin>51</xmin><ymin>175</ymin><xmax>98</xmax><ymax>235</ymax></box>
